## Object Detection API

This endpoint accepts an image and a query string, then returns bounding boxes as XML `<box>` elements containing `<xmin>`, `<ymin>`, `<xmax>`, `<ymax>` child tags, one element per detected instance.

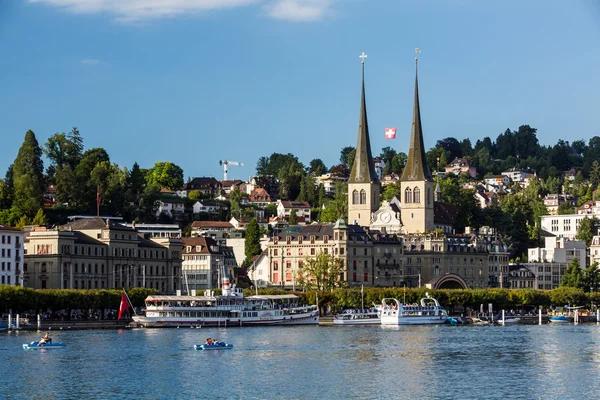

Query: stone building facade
<box><xmin>23</xmin><ymin>218</ymin><xmax>183</xmax><ymax>292</ymax></box>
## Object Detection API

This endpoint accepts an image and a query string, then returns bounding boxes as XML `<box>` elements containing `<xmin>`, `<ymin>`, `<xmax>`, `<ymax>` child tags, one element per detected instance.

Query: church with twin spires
<box><xmin>265</xmin><ymin>54</ymin><xmax>509</xmax><ymax>292</ymax></box>
<box><xmin>348</xmin><ymin>55</ymin><xmax>434</xmax><ymax>235</ymax></box>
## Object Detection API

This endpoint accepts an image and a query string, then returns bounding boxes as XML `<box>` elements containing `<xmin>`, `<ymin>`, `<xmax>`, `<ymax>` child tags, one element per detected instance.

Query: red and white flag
<box><xmin>118</xmin><ymin>292</ymin><xmax>131</xmax><ymax>319</ymax></box>
<box><xmin>385</xmin><ymin>128</ymin><xmax>397</xmax><ymax>140</ymax></box>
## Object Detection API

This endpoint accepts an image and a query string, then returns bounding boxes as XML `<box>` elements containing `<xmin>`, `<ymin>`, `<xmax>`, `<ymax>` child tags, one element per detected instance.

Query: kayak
<box><xmin>23</xmin><ymin>341</ymin><xmax>66</xmax><ymax>349</ymax></box>
<box><xmin>194</xmin><ymin>343</ymin><xmax>233</xmax><ymax>350</ymax></box>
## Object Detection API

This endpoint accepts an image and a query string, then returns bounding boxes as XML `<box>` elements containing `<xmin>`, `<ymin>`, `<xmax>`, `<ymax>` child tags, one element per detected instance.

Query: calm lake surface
<box><xmin>1</xmin><ymin>324</ymin><xmax>599</xmax><ymax>399</ymax></box>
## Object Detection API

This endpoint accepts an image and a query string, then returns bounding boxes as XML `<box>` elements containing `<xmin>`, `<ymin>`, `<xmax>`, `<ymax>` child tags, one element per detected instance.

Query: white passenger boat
<box><xmin>333</xmin><ymin>309</ymin><xmax>380</xmax><ymax>325</ymax></box>
<box><xmin>380</xmin><ymin>293</ymin><xmax>448</xmax><ymax>325</ymax></box>
<box><xmin>132</xmin><ymin>279</ymin><xmax>319</xmax><ymax>328</ymax></box>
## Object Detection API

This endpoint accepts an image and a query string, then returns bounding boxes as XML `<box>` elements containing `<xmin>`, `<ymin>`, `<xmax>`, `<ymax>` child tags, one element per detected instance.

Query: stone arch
<box><xmin>428</xmin><ymin>273</ymin><xmax>468</xmax><ymax>289</ymax></box>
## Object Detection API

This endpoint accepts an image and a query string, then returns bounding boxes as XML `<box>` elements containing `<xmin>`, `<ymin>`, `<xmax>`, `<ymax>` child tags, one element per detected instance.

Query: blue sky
<box><xmin>1</xmin><ymin>0</ymin><xmax>599</xmax><ymax>182</ymax></box>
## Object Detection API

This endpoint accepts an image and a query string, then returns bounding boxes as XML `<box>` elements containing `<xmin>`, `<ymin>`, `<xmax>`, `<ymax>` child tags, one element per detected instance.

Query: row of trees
<box><xmin>0</xmin><ymin>129</ymin><xmax>187</xmax><ymax>227</ymax></box>
<box><xmin>4</xmin><ymin>284</ymin><xmax>597</xmax><ymax>317</ymax></box>
<box><xmin>0</xmin><ymin>286</ymin><xmax>159</xmax><ymax>315</ymax></box>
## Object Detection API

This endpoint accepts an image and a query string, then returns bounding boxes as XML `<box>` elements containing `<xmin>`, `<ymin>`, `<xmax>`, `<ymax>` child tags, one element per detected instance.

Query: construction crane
<box><xmin>219</xmin><ymin>160</ymin><xmax>244</xmax><ymax>181</ymax></box>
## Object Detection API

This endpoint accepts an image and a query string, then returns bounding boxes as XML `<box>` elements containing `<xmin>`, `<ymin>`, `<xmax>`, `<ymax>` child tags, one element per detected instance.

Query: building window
<box><xmin>405</xmin><ymin>187</ymin><xmax>412</xmax><ymax>203</ymax></box>
<box><xmin>360</xmin><ymin>189</ymin><xmax>367</xmax><ymax>204</ymax></box>
<box><xmin>413</xmin><ymin>187</ymin><xmax>420</xmax><ymax>203</ymax></box>
<box><xmin>273</xmin><ymin>261</ymin><xmax>278</xmax><ymax>271</ymax></box>
<box><xmin>364</xmin><ymin>272</ymin><xmax>368</xmax><ymax>282</ymax></box>
<box><xmin>352</xmin><ymin>190</ymin><xmax>359</xmax><ymax>204</ymax></box>
<box><xmin>311</xmin><ymin>248</ymin><xmax>315</xmax><ymax>255</ymax></box>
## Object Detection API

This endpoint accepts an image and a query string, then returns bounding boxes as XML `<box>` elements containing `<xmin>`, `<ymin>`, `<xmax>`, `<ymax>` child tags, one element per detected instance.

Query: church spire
<box><xmin>349</xmin><ymin>52</ymin><xmax>378</xmax><ymax>184</ymax></box>
<box><xmin>401</xmin><ymin>48</ymin><xmax>432</xmax><ymax>182</ymax></box>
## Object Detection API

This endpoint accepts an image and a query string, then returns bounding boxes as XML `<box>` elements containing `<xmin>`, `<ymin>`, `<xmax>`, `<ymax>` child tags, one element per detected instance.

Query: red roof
<box><xmin>191</xmin><ymin>221</ymin><xmax>234</xmax><ymax>229</ymax></box>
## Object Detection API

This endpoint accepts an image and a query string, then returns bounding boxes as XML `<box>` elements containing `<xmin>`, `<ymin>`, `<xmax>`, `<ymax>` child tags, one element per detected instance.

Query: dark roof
<box><xmin>349</xmin><ymin>62</ymin><xmax>379</xmax><ymax>184</ymax></box>
<box><xmin>0</xmin><ymin>225</ymin><xmax>21</xmax><ymax>232</ymax></box>
<box><xmin>184</xmin><ymin>177</ymin><xmax>220</xmax><ymax>190</ymax></box>
<box><xmin>280</xmin><ymin>200</ymin><xmax>310</xmax><ymax>208</ymax></box>
<box><xmin>434</xmin><ymin>201</ymin><xmax>458</xmax><ymax>226</ymax></box>
<box><xmin>400</xmin><ymin>65</ymin><xmax>432</xmax><ymax>182</ymax></box>
<box><xmin>73</xmin><ymin>231</ymin><xmax>107</xmax><ymax>246</ymax></box>
<box><xmin>62</xmin><ymin>217</ymin><xmax>135</xmax><ymax>232</ymax></box>
<box><xmin>138</xmin><ymin>236</ymin><xmax>166</xmax><ymax>249</ymax></box>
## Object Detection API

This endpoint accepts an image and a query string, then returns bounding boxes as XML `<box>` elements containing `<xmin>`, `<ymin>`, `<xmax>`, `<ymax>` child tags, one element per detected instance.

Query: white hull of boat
<box><xmin>381</xmin><ymin>315</ymin><xmax>447</xmax><ymax>326</ymax></box>
<box><xmin>132</xmin><ymin>313</ymin><xmax>319</xmax><ymax>328</ymax></box>
<box><xmin>333</xmin><ymin>318</ymin><xmax>381</xmax><ymax>325</ymax></box>
<box><xmin>498</xmin><ymin>318</ymin><xmax>521</xmax><ymax>325</ymax></box>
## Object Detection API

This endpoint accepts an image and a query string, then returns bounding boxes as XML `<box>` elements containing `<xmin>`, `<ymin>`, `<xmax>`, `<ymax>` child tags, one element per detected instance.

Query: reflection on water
<box><xmin>1</xmin><ymin>324</ymin><xmax>599</xmax><ymax>399</ymax></box>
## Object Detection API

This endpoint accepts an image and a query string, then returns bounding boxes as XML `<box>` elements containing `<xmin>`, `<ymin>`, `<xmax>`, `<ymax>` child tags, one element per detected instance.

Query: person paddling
<box><xmin>38</xmin><ymin>332</ymin><xmax>52</xmax><ymax>346</ymax></box>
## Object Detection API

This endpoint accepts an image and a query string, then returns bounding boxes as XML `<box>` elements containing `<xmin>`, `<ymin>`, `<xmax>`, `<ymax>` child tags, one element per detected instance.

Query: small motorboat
<box><xmin>23</xmin><ymin>341</ymin><xmax>66</xmax><ymax>350</ymax></box>
<box><xmin>549</xmin><ymin>315</ymin><xmax>572</xmax><ymax>323</ymax></box>
<box><xmin>194</xmin><ymin>342</ymin><xmax>233</xmax><ymax>350</ymax></box>
<box><xmin>497</xmin><ymin>317</ymin><xmax>521</xmax><ymax>325</ymax></box>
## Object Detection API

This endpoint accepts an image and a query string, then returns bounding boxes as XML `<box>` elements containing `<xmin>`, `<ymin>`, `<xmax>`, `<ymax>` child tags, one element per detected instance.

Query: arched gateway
<box><xmin>427</xmin><ymin>273</ymin><xmax>469</xmax><ymax>290</ymax></box>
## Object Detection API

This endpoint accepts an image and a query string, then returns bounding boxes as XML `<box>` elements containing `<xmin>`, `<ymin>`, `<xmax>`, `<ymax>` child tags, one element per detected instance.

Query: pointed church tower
<box><xmin>400</xmin><ymin>50</ymin><xmax>434</xmax><ymax>234</ymax></box>
<box><xmin>348</xmin><ymin>53</ymin><xmax>380</xmax><ymax>227</ymax></box>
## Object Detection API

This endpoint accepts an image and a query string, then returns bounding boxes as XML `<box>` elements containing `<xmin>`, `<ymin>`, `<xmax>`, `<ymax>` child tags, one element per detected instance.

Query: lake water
<box><xmin>1</xmin><ymin>324</ymin><xmax>599</xmax><ymax>399</ymax></box>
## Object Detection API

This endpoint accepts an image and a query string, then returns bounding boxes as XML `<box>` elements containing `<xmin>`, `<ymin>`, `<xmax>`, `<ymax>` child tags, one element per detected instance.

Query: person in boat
<box><xmin>39</xmin><ymin>332</ymin><xmax>52</xmax><ymax>345</ymax></box>
<box><xmin>206</xmin><ymin>338</ymin><xmax>213</xmax><ymax>345</ymax></box>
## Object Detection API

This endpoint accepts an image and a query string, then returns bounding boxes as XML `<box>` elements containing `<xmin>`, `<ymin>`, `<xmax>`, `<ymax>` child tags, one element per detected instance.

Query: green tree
<box><xmin>557</xmin><ymin>201</ymin><xmax>575</xmax><ymax>215</ymax></box>
<box><xmin>264</xmin><ymin>203</ymin><xmax>278</xmax><ymax>219</ymax></box>
<box><xmin>288</xmin><ymin>209</ymin><xmax>298</xmax><ymax>225</ymax></box>
<box><xmin>590</xmin><ymin>160</ymin><xmax>600</xmax><ymax>187</ymax></box>
<box><xmin>73</xmin><ymin>148</ymin><xmax>110</xmax><ymax>209</ymax></box>
<box><xmin>575</xmin><ymin>216</ymin><xmax>600</xmax><ymax>247</ymax></box>
<box><xmin>146</xmin><ymin>162</ymin><xmax>184</xmax><ymax>191</ymax></box>
<box><xmin>44</xmin><ymin>127</ymin><xmax>84</xmax><ymax>169</ymax></box>
<box><xmin>31</xmin><ymin>208</ymin><xmax>48</xmax><ymax>225</ymax></box>
<box><xmin>308</xmin><ymin>159</ymin><xmax>327</xmax><ymax>175</ymax></box>
<box><xmin>230</xmin><ymin>187</ymin><xmax>242</xmax><ymax>218</ymax></box>
<box><xmin>561</xmin><ymin>258</ymin><xmax>583</xmax><ymax>289</ymax></box>
<box><xmin>12</xmin><ymin>130</ymin><xmax>45</xmax><ymax>218</ymax></box>
<box><xmin>382</xmin><ymin>182</ymin><xmax>401</xmax><ymax>202</ymax></box>
<box><xmin>0</xmin><ymin>165</ymin><xmax>14</xmax><ymax>209</ymax></box>
<box><xmin>582</xmin><ymin>263</ymin><xmax>600</xmax><ymax>293</ymax></box>
<box><xmin>297</xmin><ymin>251</ymin><xmax>345</xmax><ymax>292</ymax></box>
<box><xmin>244</xmin><ymin>218</ymin><xmax>261</xmax><ymax>266</ymax></box>
<box><xmin>125</xmin><ymin>162</ymin><xmax>146</xmax><ymax>207</ymax></box>
<box><xmin>340</xmin><ymin>146</ymin><xmax>355</xmax><ymax>167</ymax></box>
<box><xmin>319</xmin><ymin>182</ymin><xmax>347</xmax><ymax>223</ymax></box>
<box><xmin>188</xmin><ymin>190</ymin><xmax>201</xmax><ymax>201</ymax></box>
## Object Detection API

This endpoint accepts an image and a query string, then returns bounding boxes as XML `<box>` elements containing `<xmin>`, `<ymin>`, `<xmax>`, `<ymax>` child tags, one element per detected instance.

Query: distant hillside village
<box><xmin>2</xmin><ymin>62</ymin><xmax>600</xmax><ymax>294</ymax></box>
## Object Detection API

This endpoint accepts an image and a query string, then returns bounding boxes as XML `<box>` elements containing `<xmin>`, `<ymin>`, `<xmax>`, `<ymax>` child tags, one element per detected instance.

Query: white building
<box><xmin>156</xmin><ymin>198</ymin><xmax>185</xmax><ymax>217</ymax></box>
<box><xmin>528</xmin><ymin>236</ymin><xmax>587</xmax><ymax>266</ymax></box>
<box><xmin>248</xmin><ymin>251</ymin><xmax>269</xmax><ymax>288</ymax></box>
<box><xmin>540</xmin><ymin>215</ymin><xmax>590</xmax><ymax>240</ymax></box>
<box><xmin>121</xmin><ymin>223</ymin><xmax>181</xmax><ymax>238</ymax></box>
<box><xmin>276</xmin><ymin>200</ymin><xmax>311</xmax><ymax>224</ymax></box>
<box><xmin>181</xmin><ymin>236</ymin><xmax>227</xmax><ymax>291</ymax></box>
<box><xmin>521</xmin><ymin>236</ymin><xmax>587</xmax><ymax>290</ymax></box>
<box><xmin>315</xmin><ymin>174</ymin><xmax>347</xmax><ymax>196</ymax></box>
<box><xmin>0</xmin><ymin>225</ymin><xmax>24</xmax><ymax>286</ymax></box>
<box><xmin>501</xmin><ymin>168</ymin><xmax>529</xmax><ymax>182</ymax></box>
<box><xmin>192</xmin><ymin>201</ymin><xmax>228</xmax><ymax>215</ymax></box>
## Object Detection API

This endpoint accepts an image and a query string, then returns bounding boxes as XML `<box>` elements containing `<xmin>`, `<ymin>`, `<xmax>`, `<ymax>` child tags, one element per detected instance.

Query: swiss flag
<box><xmin>118</xmin><ymin>292</ymin><xmax>131</xmax><ymax>319</ymax></box>
<box><xmin>385</xmin><ymin>128</ymin><xmax>397</xmax><ymax>140</ymax></box>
